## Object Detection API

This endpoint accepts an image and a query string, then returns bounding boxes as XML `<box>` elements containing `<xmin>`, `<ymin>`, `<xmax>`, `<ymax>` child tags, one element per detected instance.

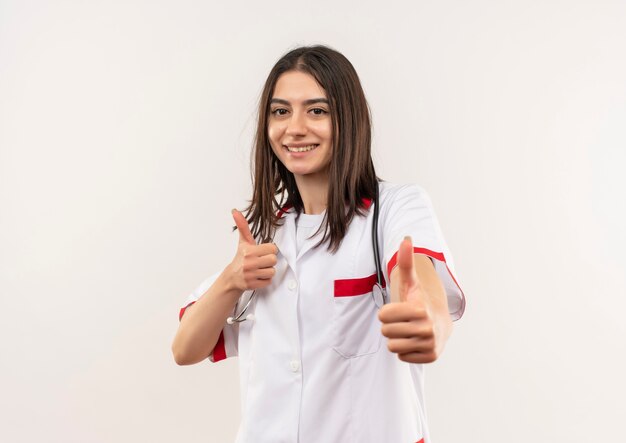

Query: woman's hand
<box><xmin>378</xmin><ymin>237</ymin><xmax>451</xmax><ymax>364</ymax></box>
<box><xmin>227</xmin><ymin>209</ymin><xmax>278</xmax><ymax>292</ymax></box>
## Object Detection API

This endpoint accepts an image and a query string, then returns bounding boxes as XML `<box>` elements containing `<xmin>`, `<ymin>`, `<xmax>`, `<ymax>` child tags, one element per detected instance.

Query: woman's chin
<box><xmin>287</xmin><ymin>165</ymin><xmax>330</xmax><ymax>180</ymax></box>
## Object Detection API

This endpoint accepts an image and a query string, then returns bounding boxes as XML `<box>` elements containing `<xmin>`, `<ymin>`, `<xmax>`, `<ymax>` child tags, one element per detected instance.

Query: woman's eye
<box><xmin>310</xmin><ymin>108</ymin><xmax>328</xmax><ymax>115</ymax></box>
<box><xmin>271</xmin><ymin>108</ymin><xmax>288</xmax><ymax>116</ymax></box>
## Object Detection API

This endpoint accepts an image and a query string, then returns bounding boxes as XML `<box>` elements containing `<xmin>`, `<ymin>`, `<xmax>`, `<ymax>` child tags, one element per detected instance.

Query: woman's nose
<box><xmin>285</xmin><ymin>111</ymin><xmax>307</xmax><ymax>136</ymax></box>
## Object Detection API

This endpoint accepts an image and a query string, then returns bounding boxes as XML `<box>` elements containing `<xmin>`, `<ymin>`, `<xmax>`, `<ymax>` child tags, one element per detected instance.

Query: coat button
<box><xmin>289</xmin><ymin>360</ymin><xmax>300</xmax><ymax>372</ymax></box>
<box><xmin>287</xmin><ymin>280</ymin><xmax>297</xmax><ymax>291</ymax></box>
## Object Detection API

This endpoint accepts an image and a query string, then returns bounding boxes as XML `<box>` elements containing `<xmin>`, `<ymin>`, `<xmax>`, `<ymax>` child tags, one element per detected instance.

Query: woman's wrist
<box><xmin>218</xmin><ymin>264</ymin><xmax>244</xmax><ymax>298</ymax></box>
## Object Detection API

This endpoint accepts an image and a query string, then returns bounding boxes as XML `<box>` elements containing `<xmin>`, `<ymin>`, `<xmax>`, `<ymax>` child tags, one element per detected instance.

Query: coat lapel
<box><xmin>295</xmin><ymin>223</ymin><xmax>324</xmax><ymax>261</ymax></box>
<box><xmin>273</xmin><ymin>210</ymin><xmax>297</xmax><ymax>274</ymax></box>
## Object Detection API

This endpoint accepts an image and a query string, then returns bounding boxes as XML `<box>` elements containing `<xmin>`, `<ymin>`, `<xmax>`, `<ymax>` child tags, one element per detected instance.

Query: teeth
<box><xmin>286</xmin><ymin>144</ymin><xmax>318</xmax><ymax>152</ymax></box>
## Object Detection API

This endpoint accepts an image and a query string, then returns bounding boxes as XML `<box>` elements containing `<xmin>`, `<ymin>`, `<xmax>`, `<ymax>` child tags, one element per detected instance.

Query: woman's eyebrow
<box><xmin>270</xmin><ymin>98</ymin><xmax>329</xmax><ymax>106</ymax></box>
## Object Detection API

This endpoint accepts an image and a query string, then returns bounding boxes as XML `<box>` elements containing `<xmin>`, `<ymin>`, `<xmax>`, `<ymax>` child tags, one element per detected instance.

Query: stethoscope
<box><xmin>227</xmin><ymin>185</ymin><xmax>388</xmax><ymax>324</ymax></box>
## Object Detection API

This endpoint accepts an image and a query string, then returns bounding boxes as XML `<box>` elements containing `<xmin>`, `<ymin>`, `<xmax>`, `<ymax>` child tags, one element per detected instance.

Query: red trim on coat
<box><xmin>387</xmin><ymin>247</ymin><xmax>464</xmax><ymax>297</ymax></box>
<box><xmin>387</xmin><ymin>247</ymin><xmax>445</xmax><ymax>277</ymax></box>
<box><xmin>179</xmin><ymin>301</ymin><xmax>196</xmax><ymax>321</ymax></box>
<box><xmin>277</xmin><ymin>204</ymin><xmax>293</xmax><ymax>219</ymax></box>
<box><xmin>416</xmin><ymin>439</ymin><xmax>424</xmax><ymax>443</ymax></box>
<box><xmin>334</xmin><ymin>273</ymin><xmax>385</xmax><ymax>297</ymax></box>
<box><xmin>212</xmin><ymin>330</ymin><xmax>227</xmax><ymax>362</ymax></box>
<box><xmin>362</xmin><ymin>197</ymin><xmax>373</xmax><ymax>210</ymax></box>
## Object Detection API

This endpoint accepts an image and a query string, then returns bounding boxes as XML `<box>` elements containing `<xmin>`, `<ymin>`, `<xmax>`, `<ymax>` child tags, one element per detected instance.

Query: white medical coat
<box><xmin>180</xmin><ymin>182</ymin><xmax>465</xmax><ymax>443</ymax></box>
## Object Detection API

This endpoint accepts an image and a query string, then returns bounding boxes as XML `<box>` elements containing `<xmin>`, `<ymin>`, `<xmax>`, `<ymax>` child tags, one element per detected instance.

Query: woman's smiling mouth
<box><xmin>285</xmin><ymin>144</ymin><xmax>319</xmax><ymax>153</ymax></box>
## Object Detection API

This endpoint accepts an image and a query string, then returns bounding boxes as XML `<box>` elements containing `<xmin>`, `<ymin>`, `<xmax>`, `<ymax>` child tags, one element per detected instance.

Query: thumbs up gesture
<box><xmin>227</xmin><ymin>209</ymin><xmax>278</xmax><ymax>292</ymax></box>
<box><xmin>378</xmin><ymin>236</ymin><xmax>444</xmax><ymax>364</ymax></box>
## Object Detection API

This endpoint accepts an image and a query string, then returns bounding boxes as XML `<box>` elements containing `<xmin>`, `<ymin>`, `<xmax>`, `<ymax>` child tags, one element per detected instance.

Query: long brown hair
<box><xmin>243</xmin><ymin>45</ymin><xmax>379</xmax><ymax>252</ymax></box>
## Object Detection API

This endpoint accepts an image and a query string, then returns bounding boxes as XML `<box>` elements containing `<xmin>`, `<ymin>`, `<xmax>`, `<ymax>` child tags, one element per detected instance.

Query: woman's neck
<box><xmin>294</xmin><ymin>172</ymin><xmax>329</xmax><ymax>215</ymax></box>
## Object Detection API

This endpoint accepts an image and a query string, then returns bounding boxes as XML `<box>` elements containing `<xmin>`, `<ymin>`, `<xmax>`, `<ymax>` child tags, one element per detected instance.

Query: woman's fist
<box><xmin>378</xmin><ymin>237</ymin><xmax>438</xmax><ymax>364</ymax></box>
<box><xmin>228</xmin><ymin>209</ymin><xmax>278</xmax><ymax>292</ymax></box>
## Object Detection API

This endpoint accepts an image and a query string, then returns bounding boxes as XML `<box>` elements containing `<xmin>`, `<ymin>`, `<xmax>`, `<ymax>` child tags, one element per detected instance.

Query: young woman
<box><xmin>172</xmin><ymin>45</ymin><xmax>465</xmax><ymax>443</ymax></box>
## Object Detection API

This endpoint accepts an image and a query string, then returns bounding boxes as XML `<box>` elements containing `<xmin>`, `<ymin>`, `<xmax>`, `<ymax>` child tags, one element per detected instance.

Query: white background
<box><xmin>1</xmin><ymin>1</ymin><xmax>625</xmax><ymax>442</ymax></box>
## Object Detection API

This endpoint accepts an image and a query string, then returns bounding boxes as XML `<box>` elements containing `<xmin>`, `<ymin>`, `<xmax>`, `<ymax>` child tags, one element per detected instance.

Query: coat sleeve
<box><xmin>179</xmin><ymin>273</ymin><xmax>240</xmax><ymax>362</ymax></box>
<box><xmin>379</xmin><ymin>183</ymin><xmax>466</xmax><ymax>320</ymax></box>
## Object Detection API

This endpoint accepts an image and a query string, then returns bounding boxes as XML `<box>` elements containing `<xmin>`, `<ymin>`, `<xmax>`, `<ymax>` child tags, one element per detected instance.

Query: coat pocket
<box><xmin>332</xmin><ymin>273</ymin><xmax>383</xmax><ymax>358</ymax></box>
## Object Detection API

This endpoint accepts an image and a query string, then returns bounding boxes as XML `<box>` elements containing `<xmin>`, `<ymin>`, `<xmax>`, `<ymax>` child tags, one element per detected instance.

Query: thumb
<box><xmin>397</xmin><ymin>236</ymin><xmax>419</xmax><ymax>303</ymax></box>
<box><xmin>232</xmin><ymin>209</ymin><xmax>255</xmax><ymax>245</ymax></box>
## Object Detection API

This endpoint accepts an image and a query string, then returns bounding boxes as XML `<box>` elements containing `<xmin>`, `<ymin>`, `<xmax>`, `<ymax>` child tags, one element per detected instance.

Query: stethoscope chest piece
<box><xmin>227</xmin><ymin>290</ymin><xmax>257</xmax><ymax>324</ymax></box>
<box><xmin>371</xmin><ymin>283</ymin><xmax>387</xmax><ymax>308</ymax></box>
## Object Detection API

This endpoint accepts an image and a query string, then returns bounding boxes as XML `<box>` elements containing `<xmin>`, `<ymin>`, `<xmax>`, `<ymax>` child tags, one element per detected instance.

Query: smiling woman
<box><xmin>246</xmin><ymin>45</ymin><xmax>378</xmax><ymax>251</ymax></box>
<box><xmin>172</xmin><ymin>45</ymin><xmax>465</xmax><ymax>443</ymax></box>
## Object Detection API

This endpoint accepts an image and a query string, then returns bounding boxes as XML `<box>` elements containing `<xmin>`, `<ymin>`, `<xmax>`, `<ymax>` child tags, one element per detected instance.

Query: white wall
<box><xmin>1</xmin><ymin>1</ymin><xmax>625</xmax><ymax>441</ymax></box>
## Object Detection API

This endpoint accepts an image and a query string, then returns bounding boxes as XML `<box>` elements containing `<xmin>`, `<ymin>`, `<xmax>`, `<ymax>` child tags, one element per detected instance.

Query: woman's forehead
<box><xmin>272</xmin><ymin>71</ymin><xmax>327</xmax><ymax>102</ymax></box>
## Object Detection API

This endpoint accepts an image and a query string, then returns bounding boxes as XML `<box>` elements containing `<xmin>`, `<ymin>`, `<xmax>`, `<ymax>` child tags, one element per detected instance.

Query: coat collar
<box><xmin>272</xmin><ymin>198</ymin><xmax>374</xmax><ymax>268</ymax></box>
<box><xmin>273</xmin><ymin>204</ymin><xmax>324</xmax><ymax>269</ymax></box>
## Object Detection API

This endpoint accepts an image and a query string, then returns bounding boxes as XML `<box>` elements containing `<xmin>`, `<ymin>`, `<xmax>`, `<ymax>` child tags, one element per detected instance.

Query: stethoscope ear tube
<box><xmin>372</xmin><ymin>182</ymin><xmax>388</xmax><ymax>305</ymax></box>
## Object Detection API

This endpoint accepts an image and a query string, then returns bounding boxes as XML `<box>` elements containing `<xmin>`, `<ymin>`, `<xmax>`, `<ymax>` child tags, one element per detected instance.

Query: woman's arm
<box><xmin>171</xmin><ymin>269</ymin><xmax>242</xmax><ymax>366</ymax></box>
<box><xmin>171</xmin><ymin>210</ymin><xmax>278</xmax><ymax>365</ymax></box>
<box><xmin>378</xmin><ymin>236</ymin><xmax>453</xmax><ymax>364</ymax></box>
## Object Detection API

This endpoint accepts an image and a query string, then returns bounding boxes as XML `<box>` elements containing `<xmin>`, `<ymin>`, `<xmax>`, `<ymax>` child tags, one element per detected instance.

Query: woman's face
<box><xmin>268</xmin><ymin>70</ymin><xmax>333</xmax><ymax>179</ymax></box>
